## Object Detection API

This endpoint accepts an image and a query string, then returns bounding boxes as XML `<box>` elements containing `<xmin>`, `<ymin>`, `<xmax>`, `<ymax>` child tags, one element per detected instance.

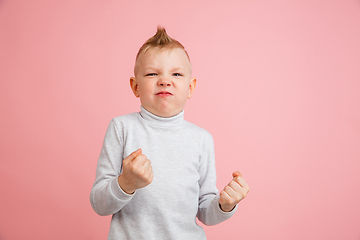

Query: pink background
<box><xmin>1</xmin><ymin>0</ymin><xmax>360</xmax><ymax>239</ymax></box>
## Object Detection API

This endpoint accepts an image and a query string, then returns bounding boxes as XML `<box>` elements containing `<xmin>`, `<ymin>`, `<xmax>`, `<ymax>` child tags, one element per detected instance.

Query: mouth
<box><xmin>156</xmin><ymin>91</ymin><xmax>173</xmax><ymax>97</ymax></box>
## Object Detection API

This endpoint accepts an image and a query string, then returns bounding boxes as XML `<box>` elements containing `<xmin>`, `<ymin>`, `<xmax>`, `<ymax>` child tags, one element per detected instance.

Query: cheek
<box><xmin>178</xmin><ymin>86</ymin><xmax>190</xmax><ymax>101</ymax></box>
<box><xmin>181</xmin><ymin>85</ymin><xmax>190</xmax><ymax>96</ymax></box>
<box><xmin>138</xmin><ymin>83</ymin><xmax>151</xmax><ymax>94</ymax></box>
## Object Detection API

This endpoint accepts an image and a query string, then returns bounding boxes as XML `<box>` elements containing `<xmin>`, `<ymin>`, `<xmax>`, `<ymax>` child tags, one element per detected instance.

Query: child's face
<box><xmin>130</xmin><ymin>47</ymin><xmax>196</xmax><ymax>118</ymax></box>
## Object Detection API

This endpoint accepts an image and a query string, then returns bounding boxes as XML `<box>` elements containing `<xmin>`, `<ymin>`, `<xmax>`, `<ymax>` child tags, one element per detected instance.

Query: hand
<box><xmin>219</xmin><ymin>171</ymin><xmax>250</xmax><ymax>212</ymax></box>
<box><xmin>118</xmin><ymin>149</ymin><xmax>153</xmax><ymax>194</ymax></box>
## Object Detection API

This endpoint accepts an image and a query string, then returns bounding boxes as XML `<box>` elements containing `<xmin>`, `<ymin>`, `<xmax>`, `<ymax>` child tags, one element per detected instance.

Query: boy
<box><xmin>90</xmin><ymin>26</ymin><xmax>250</xmax><ymax>240</ymax></box>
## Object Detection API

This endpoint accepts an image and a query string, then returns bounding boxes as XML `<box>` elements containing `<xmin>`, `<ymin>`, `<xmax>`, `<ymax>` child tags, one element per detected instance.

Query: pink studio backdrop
<box><xmin>1</xmin><ymin>1</ymin><xmax>360</xmax><ymax>239</ymax></box>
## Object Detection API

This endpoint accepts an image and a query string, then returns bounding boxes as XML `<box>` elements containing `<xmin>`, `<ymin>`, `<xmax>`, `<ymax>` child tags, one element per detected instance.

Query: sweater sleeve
<box><xmin>196</xmin><ymin>133</ymin><xmax>237</xmax><ymax>225</ymax></box>
<box><xmin>89</xmin><ymin>119</ymin><xmax>134</xmax><ymax>216</ymax></box>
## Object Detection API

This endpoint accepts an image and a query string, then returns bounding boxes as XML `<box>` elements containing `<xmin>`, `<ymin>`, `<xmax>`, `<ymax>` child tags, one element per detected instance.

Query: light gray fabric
<box><xmin>90</xmin><ymin>106</ymin><xmax>237</xmax><ymax>240</ymax></box>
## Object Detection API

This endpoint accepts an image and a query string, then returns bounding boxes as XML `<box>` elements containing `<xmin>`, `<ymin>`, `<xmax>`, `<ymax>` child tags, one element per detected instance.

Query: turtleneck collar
<box><xmin>139</xmin><ymin>106</ymin><xmax>185</xmax><ymax>127</ymax></box>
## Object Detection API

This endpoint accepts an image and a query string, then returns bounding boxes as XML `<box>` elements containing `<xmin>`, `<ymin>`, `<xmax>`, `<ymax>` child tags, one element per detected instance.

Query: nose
<box><xmin>157</xmin><ymin>77</ymin><xmax>172</xmax><ymax>87</ymax></box>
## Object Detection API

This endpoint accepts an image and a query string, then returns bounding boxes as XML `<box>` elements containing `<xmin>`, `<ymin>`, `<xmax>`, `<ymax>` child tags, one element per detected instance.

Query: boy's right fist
<box><xmin>118</xmin><ymin>148</ymin><xmax>153</xmax><ymax>194</ymax></box>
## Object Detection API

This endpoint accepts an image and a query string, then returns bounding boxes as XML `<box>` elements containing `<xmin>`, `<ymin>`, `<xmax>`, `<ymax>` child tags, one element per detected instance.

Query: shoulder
<box><xmin>183</xmin><ymin>120</ymin><xmax>214</xmax><ymax>142</ymax></box>
<box><xmin>111</xmin><ymin>112</ymin><xmax>139</xmax><ymax>125</ymax></box>
<box><xmin>105</xmin><ymin>112</ymin><xmax>140</xmax><ymax>134</ymax></box>
<box><xmin>104</xmin><ymin>112</ymin><xmax>140</xmax><ymax>140</ymax></box>
<box><xmin>183</xmin><ymin>121</ymin><xmax>215</xmax><ymax>160</ymax></box>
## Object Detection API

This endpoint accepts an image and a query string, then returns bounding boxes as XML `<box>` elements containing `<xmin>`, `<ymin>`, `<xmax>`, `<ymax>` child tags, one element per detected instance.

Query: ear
<box><xmin>187</xmin><ymin>78</ymin><xmax>196</xmax><ymax>99</ymax></box>
<box><xmin>130</xmin><ymin>77</ymin><xmax>140</xmax><ymax>98</ymax></box>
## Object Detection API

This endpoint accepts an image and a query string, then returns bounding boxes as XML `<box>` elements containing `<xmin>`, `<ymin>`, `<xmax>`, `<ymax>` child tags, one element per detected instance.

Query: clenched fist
<box><xmin>219</xmin><ymin>171</ymin><xmax>250</xmax><ymax>212</ymax></box>
<box><xmin>118</xmin><ymin>148</ymin><xmax>153</xmax><ymax>194</ymax></box>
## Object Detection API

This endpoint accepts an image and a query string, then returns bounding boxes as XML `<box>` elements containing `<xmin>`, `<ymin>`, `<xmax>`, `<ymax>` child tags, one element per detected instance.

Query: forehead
<box><xmin>143</xmin><ymin>47</ymin><xmax>189</xmax><ymax>64</ymax></box>
<box><xmin>136</xmin><ymin>47</ymin><xmax>191</xmax><ymax>73</ymax></box>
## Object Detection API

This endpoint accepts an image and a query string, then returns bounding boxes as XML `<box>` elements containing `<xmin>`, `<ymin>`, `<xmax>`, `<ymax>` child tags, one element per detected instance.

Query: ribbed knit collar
<box><xmin>139</xmin><ymin>106</ymin><xmax>184</xmax><ymax>127</ymax></box>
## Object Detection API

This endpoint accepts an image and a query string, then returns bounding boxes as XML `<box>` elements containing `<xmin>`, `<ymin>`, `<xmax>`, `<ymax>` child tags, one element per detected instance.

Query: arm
<box><xmin>196</xmin><ymin>134</ymin><xmax>236</xmax><ymax>225</ymax></box>
<box><xmin>89</xmin><ymin>120</ymin><xmax>131</xmax><ymax>216</ymax></box>
<box><xmin>89</xmin><ymin>120</ymin><xmax>153</xmax><ymax>216</ymax></box>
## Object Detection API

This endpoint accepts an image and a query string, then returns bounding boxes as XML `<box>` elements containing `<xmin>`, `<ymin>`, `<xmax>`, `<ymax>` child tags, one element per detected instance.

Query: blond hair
<box><xmin>134</xmin><ymin>26</ymin><xmax>191</xmax><ymax>74</ymax></box>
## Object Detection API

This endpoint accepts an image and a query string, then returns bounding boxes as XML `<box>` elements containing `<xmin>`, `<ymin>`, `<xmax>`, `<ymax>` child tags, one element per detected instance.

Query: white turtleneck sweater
<box><xmin>90</xmin><ymin>106</ymin><xmax>237</xmax><ymax>240</ymax></box>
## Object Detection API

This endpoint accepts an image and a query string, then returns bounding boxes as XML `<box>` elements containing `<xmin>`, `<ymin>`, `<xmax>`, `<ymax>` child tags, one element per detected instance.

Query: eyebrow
<box><xmin>143</xmin><ymin>67</ymin><xmax>186</xmax><ymax>72</ymax></box>
<box><xmin>143</xmin><ymin>66</ymin><xmax>160</xmax><ymax>72</ymax></box>
<box><xmin>169</xmin><ymin>67</ymin><xmax>185</xmax><ymax>72</ymax></box>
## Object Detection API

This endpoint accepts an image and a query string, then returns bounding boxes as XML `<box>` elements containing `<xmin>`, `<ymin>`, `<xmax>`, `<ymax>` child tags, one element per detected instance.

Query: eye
<box><xmin>173</xmin><ymin>73</ymin><xmax>183</xmax><ymax>77</ymax></box>
<box><xmin>145</xmin><ymin>73</ymin><xmax>157</xmax><ymax>76</ymax></box>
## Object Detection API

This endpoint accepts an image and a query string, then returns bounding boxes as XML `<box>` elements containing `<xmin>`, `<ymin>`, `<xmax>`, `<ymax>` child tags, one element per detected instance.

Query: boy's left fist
<box><xmin>219</xmin><ymin>171</ymin><xmax>250</xmax><ymax>212</ymax></box>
